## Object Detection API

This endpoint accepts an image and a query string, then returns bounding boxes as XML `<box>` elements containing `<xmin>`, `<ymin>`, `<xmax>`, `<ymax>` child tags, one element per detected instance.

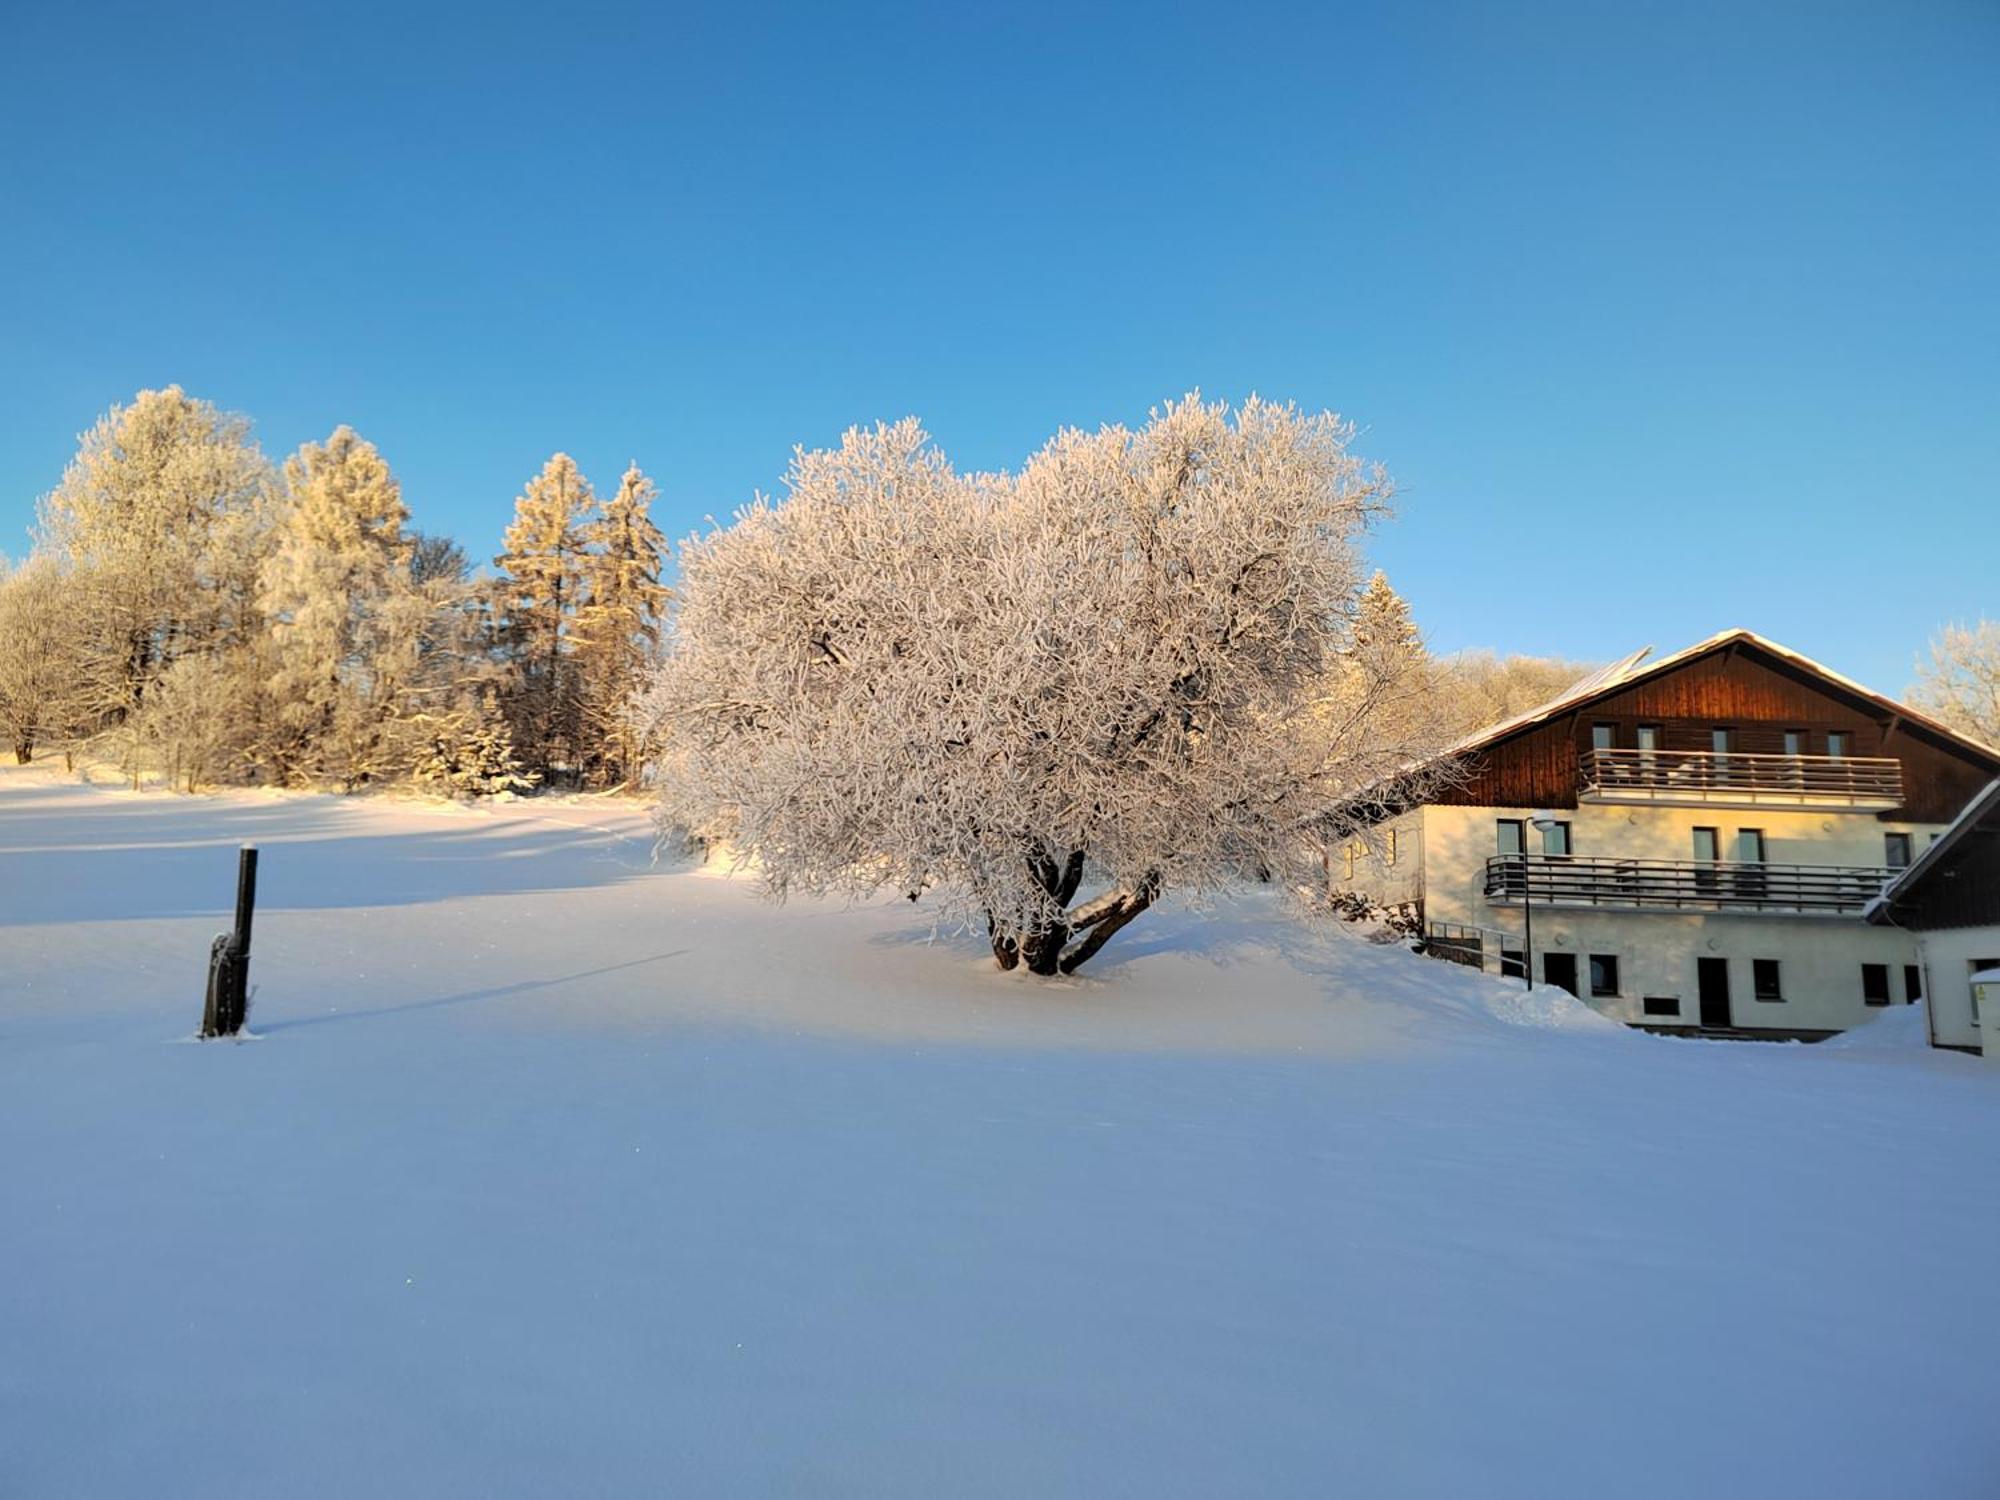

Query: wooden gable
<box><xmin>1439</xmin><ymin>638</ymin><xmax>2000</xmax><ymax>822</ymax></box>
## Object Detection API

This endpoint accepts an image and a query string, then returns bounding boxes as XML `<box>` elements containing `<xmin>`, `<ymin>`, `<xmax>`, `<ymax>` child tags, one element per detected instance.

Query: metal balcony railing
<box><xmin>1578</xmin><ymin>748</ymin><xmax>1903</xmax><ymax>809</ymax></box>
<box><xmin>1482</xmin><ymin>854</ymin><xmax>1893</xmax><ymax>915</ymax></box>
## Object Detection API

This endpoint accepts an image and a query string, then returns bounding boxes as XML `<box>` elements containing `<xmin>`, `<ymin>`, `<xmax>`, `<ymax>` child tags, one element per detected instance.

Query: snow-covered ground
<box><xmin>4</xmin><ymin>763</ymin><xmax>1998</xmax><ymax>1498</ymax></box>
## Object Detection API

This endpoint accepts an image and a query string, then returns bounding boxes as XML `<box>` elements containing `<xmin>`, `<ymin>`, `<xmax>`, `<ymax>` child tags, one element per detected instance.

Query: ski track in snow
<box><xmin>2</xmin><ymin>762</ymin><xmax>1998</xmax><ymax>1499</ymax></box>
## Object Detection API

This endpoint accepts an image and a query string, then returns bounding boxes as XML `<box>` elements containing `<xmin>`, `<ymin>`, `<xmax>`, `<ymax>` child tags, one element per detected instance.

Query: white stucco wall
<box><xmin>1340</xmin><ymin>803</ymin><xmax>1947</xmax><ymax>1033</ymax></box>
<box><xmin>1908</xmin><ymin>927</ymin><xmax>2000</xmax><ymax>1050</ymax></box>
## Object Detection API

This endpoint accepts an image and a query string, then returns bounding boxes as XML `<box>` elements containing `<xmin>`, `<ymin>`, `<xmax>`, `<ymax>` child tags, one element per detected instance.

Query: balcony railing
<box><xmin>1578</xmin><ymin>748</ymin><xmax>1903</xmax><ymax>809</ymax></box>
<box><xmin>1482</xmin><ymin>854</ymin><xmax>1893</xmax><ymax>915</ymax></box>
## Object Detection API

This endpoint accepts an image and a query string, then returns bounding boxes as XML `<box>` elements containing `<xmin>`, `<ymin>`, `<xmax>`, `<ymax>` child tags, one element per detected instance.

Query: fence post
<box><xmin>199</xmin><ymin>845</ymin><xmax>259</xmax><ymax>1038</ymax></box>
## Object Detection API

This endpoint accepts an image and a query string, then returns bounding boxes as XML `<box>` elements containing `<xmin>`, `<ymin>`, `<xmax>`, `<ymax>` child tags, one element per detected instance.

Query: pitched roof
<box><xmin>1451</xmin><ymin>628</ymin><xmax>2000</xmax><ymax>764</ymax></box>
<box><xmin>1864</xmin><ymin>777</ymin><xmax>2000</xmax><ymax>924</ymax></box>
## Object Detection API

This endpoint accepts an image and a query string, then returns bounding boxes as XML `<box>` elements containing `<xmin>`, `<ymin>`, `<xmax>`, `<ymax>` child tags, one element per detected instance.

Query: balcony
<box><xmin>1482</xmin><ymin>854</ymin><xmax>1893</xmax><ymax>916</ymax></box>
<box><xmin>1578</xmin><ymin>748</ymin><xmax>1903</xmax><ymax>810</ymax></box>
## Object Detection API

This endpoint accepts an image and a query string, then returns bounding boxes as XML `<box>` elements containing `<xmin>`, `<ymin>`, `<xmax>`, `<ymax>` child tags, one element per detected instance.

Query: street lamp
<box><xmin>1520</xmin><ymin>810</ymin><xmax>1560</xmax><ymax>990</ymax></box>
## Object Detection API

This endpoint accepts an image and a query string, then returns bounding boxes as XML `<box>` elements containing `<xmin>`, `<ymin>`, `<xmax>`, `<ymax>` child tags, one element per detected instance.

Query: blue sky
<box><xmin>2</xmin><ymin>0</ymin><xmax>1994</xmax><ymax>691</ymax></box>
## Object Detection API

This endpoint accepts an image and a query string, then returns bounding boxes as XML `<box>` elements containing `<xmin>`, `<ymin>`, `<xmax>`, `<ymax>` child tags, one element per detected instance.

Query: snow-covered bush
<box><xmin>409</xmin><ymin>710</ymin><xmax>539</xmax><ymax>798</ymax></box>
<box><xmin>646</xmin><ymin>394</ymin><xmax>1456</xmax><ymax>976</ymax></box>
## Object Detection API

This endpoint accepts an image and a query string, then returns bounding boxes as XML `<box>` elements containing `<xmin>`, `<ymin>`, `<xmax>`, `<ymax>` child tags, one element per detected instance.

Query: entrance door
<box><xmin>1698</xmin><ymin>958</ymin><xmax>1732</xmax><ymax>1028</ymax></box>
<box><xmin>1542</xmin><ymin>952</ymin><xmax>1579</xmax><ymax>997</ymax></box>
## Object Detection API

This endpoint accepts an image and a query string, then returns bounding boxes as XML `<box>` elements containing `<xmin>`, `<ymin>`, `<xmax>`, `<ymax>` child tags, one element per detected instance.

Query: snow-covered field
<box><xmin>4</xmin><ymin>764</ymin><xmax>1998</xmax><ymax>1498</ymax></box>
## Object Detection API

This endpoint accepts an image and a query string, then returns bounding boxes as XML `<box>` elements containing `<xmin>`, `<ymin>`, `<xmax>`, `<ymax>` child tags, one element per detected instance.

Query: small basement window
<box><xmin>1861</xmin><ymin>963</ymin><xmax>1891</xmax><ymax>1006</ymax></box>
<box><xmin>1753</xmin><ymin>959</ymin><xmax>1783</xmax><ymax>1002</ymax></box>
<box><xmin>1589</xmin><ymin>954</ymin><xmax>1619</xmax><ymax>997</ymax></box>
<box><xmin>1642</xmin><ymin>996</ymin><xmax>1680</xmax><ymax>1017</ymax></box>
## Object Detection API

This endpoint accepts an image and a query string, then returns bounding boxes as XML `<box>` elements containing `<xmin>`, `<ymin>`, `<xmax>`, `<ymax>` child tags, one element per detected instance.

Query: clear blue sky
<box><xmin>2</xmin><ymin>0</ymin><xmax>1994</xmax><ymax>692</ymax></box>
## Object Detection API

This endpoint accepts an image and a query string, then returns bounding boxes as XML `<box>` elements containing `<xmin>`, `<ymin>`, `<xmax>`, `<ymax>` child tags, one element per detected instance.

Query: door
<box><xmin>1543</xmin><ymin>952</ymin><xmax>1579</xmax><ymax>998</ymax></box>
<box><xmin>1698</xmin><ymin>957</ymin><xmax>1732</xmax><ymax>1028</ymax></box>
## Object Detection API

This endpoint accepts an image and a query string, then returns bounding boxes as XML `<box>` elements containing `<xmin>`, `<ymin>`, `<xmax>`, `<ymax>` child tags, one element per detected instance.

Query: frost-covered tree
<box><xmin>35</xmin><ymin>386</ymin><xmax>274</xmax><ymax>719</ymax></box>
<box><xmin>1355</xmin><ymin>571</ymin><xmax>1422</xmax><ymax>661</ymax></box>
<box><xmin>1436</xmin><ymin>650</ymin><xmax>1599</xmax><ymax>738</ymax></box>
<box><xmin>648</xmin><ymin>394</ymin><xmax>1455</xmax><ymax>976</ymax></box>
<box><xmin>1913</xmin><ymin>620</ymin><xmax>2000</xmax><ymax>747</ymax></box>
<box><xmin>576</xmin><ymin>462</ymin><xmax>670</xmax><ymax>787</ymax></box>
<box><xmin>0</xmin><ymin>557</ymin><xmax>91</xmax><ymax>763</ymax></box>
<box><xmin>495</xmin><ymin>454</ymin><xmax>595</xmax><ymax>779</ymax></box>
<box><xmin>258</xmin><ymin>426</ymin><xmax>415</xmax><ymax>785</ymax></box>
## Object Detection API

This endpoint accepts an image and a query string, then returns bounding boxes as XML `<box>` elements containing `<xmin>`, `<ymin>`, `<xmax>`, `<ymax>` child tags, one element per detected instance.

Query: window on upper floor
<box><xmin>1827</xmin><ymin>731</ymin><xmax>1851</xmax><ymax>758</ymax></box>
<box><xmin>1496</xmin><ymin>819</ymin><xmax>1525</xmax><ymax>855</ymax></box>
<box><xmin>1692</xmin><ymin>827</ymin><xmax>1719</xmax><ymax>861</ymax></box>
<box><xmin>1591</xmin><ymin>723</ymin><xmax>1615</xmax><ymax>752</ymax></box>
<box><xmin>1753</xmin><ymin>959</ymin><xmax>1783</xmax><ymax>1001</ymax></box>
<box><xmin>1737</xmin><ymin>829</ymin><xmax>1766</xmax><ymax>863</ymax></box>
<box><xmin>1589</xmin><ymin>954</ymin><xmax>1619</xmax><ymax>997</ymax></box>
<box><xmin>1782</xmin><ymin>729</ymin><xmax>1805</xmax><ymax>756</ymax></box>
<box><xmin>1862</xmin><ymin>963</ymin><xmax>1891</xmax><ymax>1006</ymax></box>
<box><xmin>1541</xmin><ymin>821</ymin><xmax>1572</xmax><ymax>856</ymax></box>
<box><xmin>1884</xmin><ymin>833</ymin><xmax>1912</xmax><ymax>869</ymax></box>
<box><xmin>1711</xmin><ymin>727</ymin><xmax>1734</xmax><ymax>754</ymax></box>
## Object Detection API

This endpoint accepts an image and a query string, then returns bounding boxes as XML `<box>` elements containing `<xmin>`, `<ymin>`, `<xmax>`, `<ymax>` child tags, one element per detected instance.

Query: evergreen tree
<box><xmin>1354</xmin><ymin>570</ymin><xmax>1423</xmax><ymax>660</ymax></box>
<box><xmin>495</xmin><ymin>454</ymin><xmax>595</xmax><ymax>779</ymax></box>
<box><xmin>258</xmin><ymin>426</ymin><xmax>413</xmax><ymax>784</ymax></box>
<box><xmin>576</xmin><ymin>462</ymin><xmax>670</xmax><ymax>786</ymax></box>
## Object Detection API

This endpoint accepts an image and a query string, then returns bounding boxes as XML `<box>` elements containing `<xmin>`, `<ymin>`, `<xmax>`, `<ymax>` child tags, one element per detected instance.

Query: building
<box><xmin>1865</xmin><ymin>778</ymin><xmax>2000</xmax><ymax>1053</ymax></box>
<box><xmin>1347</xmin><ymin>631</ymin><xmax>2000</xmax><ymax>1037</ymax></box>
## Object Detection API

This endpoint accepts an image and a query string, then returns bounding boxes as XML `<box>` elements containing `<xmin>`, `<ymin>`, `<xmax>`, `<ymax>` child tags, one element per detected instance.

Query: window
<box><xmin>1591</xmin><ymin>723</ymin><xmax>1615</xmax><ymax>752</ymax></box>
<box><xmin>1884</xmin><ymin>833</ymin><xmax>1912</xmax><ymax>870</ymax></box>
<box><xmin>1692</xmin><ymin>826</ymin><xmax>1720</xmax><ymax>895</ymax></box>
<box><xmin>1495</xmin><ymin>819</ymin><xmax>1525</xmax><ymax>855</ymax></box>
<box><xmin>1827</xmin><ymin>731</ymin><xmax>1851</xmax><ymax>758</ymax></box>
<box><xmin>1711</xmin><ymin>727</ymin><xmax>1734</xmax><ymax>753</ymax></box>
<box><xmin>1500</xmin><ymin>949</ymin><xmax>1526</xmax><ymax>980</ymax></box>
<box><xmin>1635</xmin><ymin>725</ymin><xmax>1660</xmax><ymax>751</ymax></box>
<box><xmin>1643</xmin><ymin>995</ymin><xmax>1680</xmax><ymax>1017</ymax></box>
<box><xmin>1782</xmin><ymin>730</ymin><xmax>1805</xmax><ymax>756</ymax></box>
<box><xmin>1753</xmin><ymin>959</ymin><xmax>1783</xmax><ymax>1001</ymax></box>
<box><xmin>1904</xmin><ymin>965</ymin><xmax>1923</xmax><ymax>1004</ymax></box>
<box><xmin>1861</xmin><ymin>963</ymin><xmax>1891</xmax><ymax>1006</ymax></box>
<box><xmin>1383</xmin><ymin>829</ymin><xmax>1397</xmax><ymax>866</ymax></box>
<box><xmin>1589</xmin><ymin>954</ymin><xmax>1619</xmax><ymax>997</ymax></box>
<box><xmin>1735</xmin><ymin>829</ymin><xmax>1768</xmax><ymax>900</ymax></box>
<box><xmin>1541</xmin><ymin>820</ymin><xmax>1572</xmax><ymax>856</ymax></box>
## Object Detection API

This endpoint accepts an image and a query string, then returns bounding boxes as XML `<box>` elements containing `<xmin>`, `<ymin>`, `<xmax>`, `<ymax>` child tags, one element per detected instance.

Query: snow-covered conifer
<box><xmin>258</xmin><ymin>426</ymin><xmax>414</xmax><ymax>785</ymax></box>
<box><xmin>575</xmin><ymin>462</ymin><xmax>670</xmax><ymax>787</ymax></box>
<box><xmin>495</xmin><ymin>454</ymin><xmax>595</xmax><ymax>780</ymax></box>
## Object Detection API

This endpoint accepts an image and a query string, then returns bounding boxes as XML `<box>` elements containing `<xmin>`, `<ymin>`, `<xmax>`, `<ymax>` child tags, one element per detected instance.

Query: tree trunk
<box><xmin>14</xmin><ymin>738</ymin><xmax>31</xmax><ymax>765</ymax></box>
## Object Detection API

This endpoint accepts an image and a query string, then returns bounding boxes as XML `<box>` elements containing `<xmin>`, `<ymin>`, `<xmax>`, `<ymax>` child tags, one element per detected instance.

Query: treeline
<box><xmin>0</xmin><ymin>387</ymin><xmax>668</xmax><ymax>794</ymax></box>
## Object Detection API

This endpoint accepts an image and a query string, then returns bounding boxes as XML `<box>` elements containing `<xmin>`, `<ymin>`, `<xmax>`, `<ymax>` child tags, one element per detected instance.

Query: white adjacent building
<box><xmin>1346</xmin><ymin>631</ymin><xmax>2000</xmax><ymax>1037</ymax></box>
<box><xmin>1866</xmin><ymin>778</ymin><xmax>2000</xmax><ymax>1053</ymax></box>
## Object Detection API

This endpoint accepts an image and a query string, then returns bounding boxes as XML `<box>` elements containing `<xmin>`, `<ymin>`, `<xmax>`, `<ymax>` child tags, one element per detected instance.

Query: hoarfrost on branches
<box><xmin>645</xmin><ymin>394</ymin><xmax>1458</xmax><ymax>976</ymax></box>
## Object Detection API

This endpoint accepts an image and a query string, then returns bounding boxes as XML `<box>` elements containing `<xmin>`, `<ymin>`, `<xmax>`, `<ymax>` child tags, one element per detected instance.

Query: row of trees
<box><xmin>0</xmin><ymin>387</ymin><xmax>669</xmax><ymax>792</ymax></box>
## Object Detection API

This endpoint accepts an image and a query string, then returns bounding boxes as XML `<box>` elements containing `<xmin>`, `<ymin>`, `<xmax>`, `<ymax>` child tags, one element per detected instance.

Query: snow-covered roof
<box><xmin>1451</xmin><ymin>628</ymin><xmax>2000</xmax><ymax>764</ymax></box>
<box><xmin>1865</xmin><ymin>776</ymin><xmax>2000</xmax><ymax>925</ymax></box>
<box><xmin>1971</xmin><ymin>969</ymin><xmax>2000</xmax><ymax>986</ymax></box>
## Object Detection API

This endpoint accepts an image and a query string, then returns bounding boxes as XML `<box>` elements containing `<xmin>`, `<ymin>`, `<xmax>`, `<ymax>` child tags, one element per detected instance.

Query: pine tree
<box><xmin>495</xmin><ymin>454</ymin><xmax>596</xmax><ymax>780</ymax></box>
<box><xmin>258</xmin><ymin>426</ymin><xmax>413</xmax><ymax>785</ymax></box>
<box><xmin>1354</xmin><ymin>570</ymin><xmax>1423</xmax><ymax>660</ymax></box>
<box><xmin>575</xmin><ymin>462</ymin><xmax>670</xmax><ymax>787</ymax></box>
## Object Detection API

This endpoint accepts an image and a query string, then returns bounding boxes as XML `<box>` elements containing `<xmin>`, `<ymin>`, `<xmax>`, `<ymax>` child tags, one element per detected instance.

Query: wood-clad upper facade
<box><xmin>1438</xmin><ymin>634</ymin><xmax>2000</xmax><ymax>824</ymax></box>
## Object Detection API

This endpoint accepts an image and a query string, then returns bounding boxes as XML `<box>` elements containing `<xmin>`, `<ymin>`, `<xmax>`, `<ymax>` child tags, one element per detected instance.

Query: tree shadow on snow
<box><xmin>0</xmin><ymin>780</ymin><xmax>660</xmax><ymax>927</ymax></box>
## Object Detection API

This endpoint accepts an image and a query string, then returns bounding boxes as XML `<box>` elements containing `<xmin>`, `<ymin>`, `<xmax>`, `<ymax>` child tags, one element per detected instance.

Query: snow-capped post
<box><xmin>199</xmin><ymin>844</ymin><xmax>258</xmax><ymax>1038</ymax></box>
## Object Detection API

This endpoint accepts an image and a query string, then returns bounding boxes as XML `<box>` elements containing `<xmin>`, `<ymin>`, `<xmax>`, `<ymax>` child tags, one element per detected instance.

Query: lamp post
<box><xmin>1520</xmin><ymin>811</ymin><xmax>1559</xmax><ymax>990</ymax></box>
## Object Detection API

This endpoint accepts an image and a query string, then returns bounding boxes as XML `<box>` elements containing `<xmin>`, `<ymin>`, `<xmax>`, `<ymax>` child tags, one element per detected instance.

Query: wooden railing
<box><xmin>1482</xmin><ymin>854</ymin><xmax>1893</xmax><ymax>915</ymax></box>
<box><xmin>1579</xmin><ymin>748</ymin><xmax>1903</xmax><ymax>809</ymax></box>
